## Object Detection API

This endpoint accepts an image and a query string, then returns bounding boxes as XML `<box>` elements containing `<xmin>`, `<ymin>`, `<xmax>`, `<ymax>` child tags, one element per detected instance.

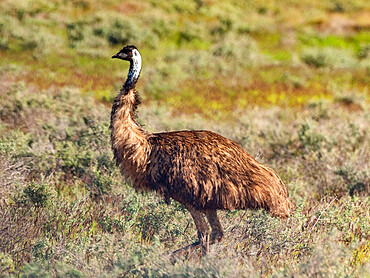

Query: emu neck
<box><xmin>110</xmin><ymin>89</ymin><xmax>150</xmax><ymax>184</ymax></box>
<box><xmin>124</xmin><ymin>59</ymin><xmax>141</xmax><ymax>89</ymax></box>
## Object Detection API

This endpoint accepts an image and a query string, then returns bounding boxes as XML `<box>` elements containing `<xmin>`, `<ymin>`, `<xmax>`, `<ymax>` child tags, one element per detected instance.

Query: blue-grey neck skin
<box><xmin>124</xmin><ymin>49</ymin><xmax>142</xmax><ymax>89</ymax></box>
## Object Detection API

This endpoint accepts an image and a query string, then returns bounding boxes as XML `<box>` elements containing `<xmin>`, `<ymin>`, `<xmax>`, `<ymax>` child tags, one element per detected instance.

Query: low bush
<box><xmin>0</xmin><ymin>83</ymin><xmax>368</xmax><ymax>276</ymax></box>
<box><xmin>301</xmin><ymin>47</ymin><xmax>358</xmax><ymax>68</ymax></box>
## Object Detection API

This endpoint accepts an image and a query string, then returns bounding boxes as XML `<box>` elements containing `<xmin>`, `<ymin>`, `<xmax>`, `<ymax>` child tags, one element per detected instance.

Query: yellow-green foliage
<box><xmin>0</xmin><ymin>0</ymin><xmax>369</xmax><ymax>114</ymax></box>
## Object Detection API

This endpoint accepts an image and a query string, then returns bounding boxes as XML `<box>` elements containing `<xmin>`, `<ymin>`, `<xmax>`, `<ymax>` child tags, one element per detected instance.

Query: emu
<box><xmin>110</xmin><ymin>45</ymin><xmax>292</xmax><ymax>256</ymax></box>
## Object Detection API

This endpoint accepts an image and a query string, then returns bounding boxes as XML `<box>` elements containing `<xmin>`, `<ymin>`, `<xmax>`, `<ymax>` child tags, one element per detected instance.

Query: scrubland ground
<box><xmin>0</xmin><ymin>0</ymin><xmax>369</xmax><ymax>277</ymax></box>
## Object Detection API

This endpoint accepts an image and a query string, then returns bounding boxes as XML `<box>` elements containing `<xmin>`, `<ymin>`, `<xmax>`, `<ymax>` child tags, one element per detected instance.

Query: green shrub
<box><xmin>16</xmin><ymin>179</ymin><xmax>52</xmax><ymax>208</ymax></box>
<box><xmin>301</xmin><ymin>47</ymin><xmax>357</xmax><ymax>68</ymax></box>
<box><xmin>106</xmin><ymin>19</ymin><xmax>138</xmax><ymax>46</ymax></box>
<box><xmin>305</xmin><ymin>100</ymin><xmax>329</xmax><ymax>121</ymax></box>
<box><xmin>151</xmin><ymin>18</ymin><xmax>174</xmax><ymax>39</ymax></box>
<box><xmin>0</xmin><ymin>252</ymin><xmax>15</xmax><ymax>274</ymax></box>
<box><xmin>301</xmin><ymin>48</ymin><xmax>329</xmax><ymax>68</ymax></box>
<box><xmin>19</xmin><ymin>261</ymin><xmax>84</xmax><ymax>278</ymax></box>
<box><xmin>55</xmin><ymin>141</ymin><xmax>93</xmax><ymax>177</ymax></box>
<box><xmin>355</xmin><ymin>43</ymin><xmax>369</xmax><ymax>59</ymax></box>
<box><xmin>210</xmin><ymin>16</ymin><xmax>234</xmax><ymax>36</ymax></box>
<box><xmin>87</xmin><ymin>170</ymin><xmax>112</xmax><ymax>198</ymax></box>
<box><xmin>98</xmin><ymin>214</ymin><xmax>125</xmax><ymax>234</ymax></box>
<box><xmin>334</xmin><ymin>166</ymin><xmax>369</xmax><ymax>196</ymax></box>
<box><xmin>298</xmin><ymin>123</ymin><xmax>327</xmax><ymax>154</ymax></box>
<box><xmin>65</xmin><ymin>15</ymin><xmax>156</xmax><ymax>51</ymax></box>
<box><xmin>66</xmin><ymin>21</ymin><xmax>85</xmax><ymax>48</ymax></box>
<box><xmin>19</xmin><ymin>262</ymin><xmax>51</xmax><ymax>278</ymax></box>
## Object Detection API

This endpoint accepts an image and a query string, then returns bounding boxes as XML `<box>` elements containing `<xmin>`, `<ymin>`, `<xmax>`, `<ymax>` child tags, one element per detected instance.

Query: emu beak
<box><xmin>112</xmin><ymin>52</ymin><xmax>129</xmax><ymax>60</ymax></box>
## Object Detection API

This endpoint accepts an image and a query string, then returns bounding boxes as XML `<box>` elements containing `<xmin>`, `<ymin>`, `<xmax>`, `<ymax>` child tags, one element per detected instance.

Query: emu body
<box><xmin>111</xmin><ymin>45</ymin><xmax>292</xmax><ymax>256</ymax></box>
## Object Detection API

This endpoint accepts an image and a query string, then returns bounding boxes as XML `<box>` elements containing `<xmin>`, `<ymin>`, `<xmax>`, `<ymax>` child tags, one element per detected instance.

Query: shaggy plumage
<box><xmin>110</xmin><ymin>45</ymin><xmax>292</xmax><ymax>256</ymax></box>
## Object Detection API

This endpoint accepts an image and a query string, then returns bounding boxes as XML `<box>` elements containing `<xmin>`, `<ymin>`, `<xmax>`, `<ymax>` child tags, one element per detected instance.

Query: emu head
<box><xmin>112</xmin><ymin>45</ymin><xmax>142</xmax><ymax>88</ymax></box>
<box><xmin>112</xmin><ymin>45</ymin><xmax>139</xmax><ymax>61</ymax></box>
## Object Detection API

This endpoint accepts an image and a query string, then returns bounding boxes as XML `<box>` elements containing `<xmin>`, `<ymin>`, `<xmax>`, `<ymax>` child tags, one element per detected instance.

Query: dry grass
<box><xmin>0</xmin><ymin>83</ymin><xmax>369</xmax><ymax>277</ymax></box>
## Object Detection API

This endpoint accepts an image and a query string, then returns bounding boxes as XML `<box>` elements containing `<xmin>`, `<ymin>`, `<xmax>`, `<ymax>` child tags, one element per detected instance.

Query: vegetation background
<box><xmin>0</xmin><ymin>0</ymin><xmax>369</xmax><ymax>277</ymax></box>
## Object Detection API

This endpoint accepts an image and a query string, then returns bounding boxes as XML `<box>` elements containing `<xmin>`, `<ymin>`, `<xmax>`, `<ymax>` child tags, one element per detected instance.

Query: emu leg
<box><xmin>186</xmin><ymin>206</ymin><xmax>210</xmax><ymax>255</ymax></box>
<box><xmin>172</xmin><ymin>205</ymin><xmax>210</xmax><ymax>258</ymax></box>
<box><xmin>204</xmin><ymin>209</ymin><xmax>224</xmax><ymax>244</ymax></box>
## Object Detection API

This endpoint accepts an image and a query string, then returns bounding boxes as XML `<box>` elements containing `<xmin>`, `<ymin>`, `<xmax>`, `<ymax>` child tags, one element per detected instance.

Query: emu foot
<box><xmin>170</xmin><ymin>241</ymin><xmax>201</xmax><ymax>263</ymax></box>
<box><xmin>170</xmin><ymin>236</ymin><xmax>212</xmax><ymax>263</ymax></box>
<box><xmin>170</xmin><ymin>233</ymin><xmax>222</xmax><ymax>262</ymax></box>
<box><xmin>210</xmin><ymin>232</ymin><xmax>224</xmax><ymax>245</ymax></box>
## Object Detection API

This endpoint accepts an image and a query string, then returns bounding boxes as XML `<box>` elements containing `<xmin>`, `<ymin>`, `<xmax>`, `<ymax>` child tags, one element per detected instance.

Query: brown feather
<box><xmin>146</xmin><ymin>131</ymin><xmax>292</xmax><ymax>218</ymax></box>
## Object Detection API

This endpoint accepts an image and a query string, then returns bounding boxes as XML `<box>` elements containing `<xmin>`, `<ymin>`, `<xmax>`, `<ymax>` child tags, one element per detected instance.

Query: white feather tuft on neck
<box><xmin>125</xmin><ymin>49</ymin><xmax>142</xmax><ymax>87</ymax></box>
